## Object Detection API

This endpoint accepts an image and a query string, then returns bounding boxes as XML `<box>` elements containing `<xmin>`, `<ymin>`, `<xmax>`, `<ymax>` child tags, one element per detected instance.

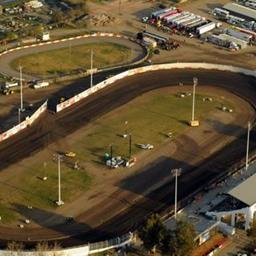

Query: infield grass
<box><xmin>0</xmin><ymin>89</ymin><xmax>233</xmax><ymax>223</ymax></box>
<box><xmin>11</xmin><ymin>42</ymin><xmax>132</xmax><ymax>76</ymax></box>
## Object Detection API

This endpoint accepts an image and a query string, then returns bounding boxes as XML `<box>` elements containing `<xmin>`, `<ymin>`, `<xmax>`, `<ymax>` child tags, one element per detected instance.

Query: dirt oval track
<box><xmin>0</xmin><ymin>68</ymin><xmax>256</xmax><ymax>247</ymax></box>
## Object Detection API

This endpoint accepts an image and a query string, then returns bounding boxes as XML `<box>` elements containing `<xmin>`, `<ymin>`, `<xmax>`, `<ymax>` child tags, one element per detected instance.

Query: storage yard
<box><xmin>140</xmin><ymin>2</ymin><xmax>256</xmax><ymax>51</ymax></box>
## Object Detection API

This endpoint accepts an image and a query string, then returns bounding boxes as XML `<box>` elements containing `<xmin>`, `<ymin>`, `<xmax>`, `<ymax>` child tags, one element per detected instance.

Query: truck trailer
<box><xmin>196</xmin><ymin>22</ymin><xmax>216</xmax><ymax>35</ymax></box>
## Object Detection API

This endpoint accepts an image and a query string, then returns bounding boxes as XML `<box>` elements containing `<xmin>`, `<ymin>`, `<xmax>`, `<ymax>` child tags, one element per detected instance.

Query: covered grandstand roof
<box><xmin>228</xmin><ymin>173</ymin><xmax>256</xmax><ymax>206</ymax></box>
<box><xmin>223</xmin><ymin>3</ymin><xmax>256</xmax><ymax>21</ymax></box>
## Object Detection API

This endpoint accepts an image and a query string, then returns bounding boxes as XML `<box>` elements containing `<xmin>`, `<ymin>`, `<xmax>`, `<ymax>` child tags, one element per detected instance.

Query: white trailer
<box><xmin>169</xmin><ymin>13</ymin><xmax>191</xmax><ymax>25</ymax></box>
<box><xmin>196</xmin><ymin>22</ymin><xmax>216</xmax><ymax>35</ymax></box>
<box><xmin>161</xmin><ymin>10</ymin><xmax>179</xmax><ymax>21</ymax></box>
<box><xmin>181</xmin><ymin>16</ymin><xmax>202</xmax><ymax>27</ymax></box>
<box><xmin>219</xmin><ymin>34</ymin><xmax>248</xmax><ymax>49</ymax></box>
<box><xmin>176</xmin><ymin>15</ymin><xmax>196</xmax><ymax>27</ymax></box>
<box><xmin>225</xmin><ymin>28</ymin><xmax>252</xmax><ymax>42</ymax></box>
<box><xmin>208</xmin><ymin>34</ymin><xmax>229</xmax><ymax>47</ymax></box>
<box><xmin>186</xmin><ymin>20</ymin><xmax>208</xmax><ymax>32</ymax></box>
<box><xmin>245</xmin><ymin>2</ymin><xmax>256</xmax><ymax>9</ymax></box>
<box><xmin>164</xmin><ymin>13</ymin><xmax>183</xmax><ymax>23</ymax></box>
<box><xmin>33</xmin><ymin>81</ymin><xmax>49</xmax><ymax>89</ymax></box>
<box><xmin>157</xmin><ymin>8</ymin><xmax>177</xmax><ymax>20</ymax></box>
<box><xmin>213</xmin><ymin>8</ymin><xmax>229</xmax><ymax>19</ymax></box>
<box><xmin>227</xmin><ymin>15</ymin><xmax>245</xmax><ymax>25</ymax></box>
<box><xmin>151</xmin><ymin>8</ymin><xmax>174</xmax><ymax>19</ymax></box>
<box><xmin>142</xmin><ymin>36</ymin><xmax>157</xmax><ymax>48</ymax></box>
<box><xmin>5</xmin><ymin>81</ymin><xmax>18</xmax><ymax>89</ymax></box>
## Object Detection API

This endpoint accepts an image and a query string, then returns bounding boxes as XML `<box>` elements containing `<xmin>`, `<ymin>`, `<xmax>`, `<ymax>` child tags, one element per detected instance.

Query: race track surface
<box><xmin>0</xmin><ymin>69</ymin><xmax>255</xmax><ymax>247</ymax></box>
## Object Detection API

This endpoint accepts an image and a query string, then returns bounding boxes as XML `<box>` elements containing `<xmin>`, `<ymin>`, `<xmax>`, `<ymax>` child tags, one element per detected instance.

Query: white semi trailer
<box><xmin>196</xmin><ymin>22</ymin><xmax>216</xmax><ymax>35</ymax></box>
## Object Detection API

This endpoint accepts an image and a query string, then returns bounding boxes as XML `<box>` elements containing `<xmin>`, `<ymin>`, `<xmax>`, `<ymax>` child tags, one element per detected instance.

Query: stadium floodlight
<box><xmin>54</xmin><ymin>154</ymin><xmax>64</xmax><ymax>206</ymax></box>
<box><xmin>129</xmin><ymin>133</ymin><xmax>132</xmax><ymax>159</ymax></box>
<box><xmin>171</xmin><ymin>168</ymin><xmax>182</xmax><ymax>220</ymax></box>
<box><xmin>18</xmin><ymin>108</ymin><xmax>21</xmax><ymax>124</ymax></box>
<box><xmin>19</xmin><ymin>65</ymin><xmax>24</xmax><ymax>112</ymax></box>
<box><xmin>190</xmin><ymin>77</ymin><xmax>199</xmax><ymax>127</ymax></box>
<box><xmin>246</xmin><ymin>121</ymin><xmax>251</xmax><ymax>171</ymax></box>
<box><xmin>90</xmin><ymin>49</ymin><xmax>93</xmax><ymax>88</ymax></box>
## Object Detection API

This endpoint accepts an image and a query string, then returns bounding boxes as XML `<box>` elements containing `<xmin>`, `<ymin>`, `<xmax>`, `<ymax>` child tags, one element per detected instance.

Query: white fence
<box><xmin>0</xmin><ymin>233</ymin><xmax>134</xmax><ymax>256</ymax></box>
<box><xmin>55</xmin><ymin>62</ymin><xmax>256</xmax><ymax>113</ymax></box>
<box><xmin>0</xmin><ymin>101</ymin><xmax>47</xmax><ymax>143</ymax></box>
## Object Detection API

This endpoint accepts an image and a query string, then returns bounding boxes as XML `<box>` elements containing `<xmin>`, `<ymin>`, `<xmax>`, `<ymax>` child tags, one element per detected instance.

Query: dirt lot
<box><xmin>86</xmin><ymin>0</ymin><xmax>256</xmax><ymax>69</ymax></box>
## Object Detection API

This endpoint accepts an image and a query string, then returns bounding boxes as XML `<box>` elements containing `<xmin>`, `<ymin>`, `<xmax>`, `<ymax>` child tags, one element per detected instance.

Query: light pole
<box><xmin>123</xmin><ymin>120</ymin><xmax>128</xmax><ymax>138</ymax></box>
<box><xmin>90</xmin><ymin>49</ymin><xmax>94</xmax><ymax>88</ymax></box>
<box><xmin>56</xmin><ymin>154</ymin><xmax>64</xmax><ymax>206</ymax></box>
<box><xmin>19</xmin><ymin>65</ymin><xmax>24</xmax><ymax>112</ymax></box>
<box><xmin>18</xmin><ymin>108</ymin><xmax>21</xmax><ymax>124</ymax></box>
<box><xmin>171</xmin><ymin>168</ymin><xmax>182</xmax><ymax>220</ymax></box>
<box><xmin>128</xmin><ymin>133</ymin><xmax>132</xmax><ymax>159</ymax></box>
<box><xmin>190</xmin><ymin>77</ymin><xmax>199</xmax><ymax>127</ymax></box>
<box><xmin>246</xmin><ymin>121</ymin><xmax>251</xmax><ymax>171</ymax></box>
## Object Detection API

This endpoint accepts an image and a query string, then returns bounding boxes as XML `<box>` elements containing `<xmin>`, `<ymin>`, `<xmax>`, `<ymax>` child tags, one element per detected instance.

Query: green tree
<box><xmin>159</xmin><ymin>229</ymin><xmax>173</xmax><ymax>255</ymax></box>
<box><xmin>29</xmin><ymin>24</ymin><xmax>44</xmax><ymax>37</ymax></box>
<box><xmin>138</xmin><ymin>214</ymin><xmax>165</xmax><ymax>254</ymax></box>
<box><xmin>6</xmin><ymin>32</ymin><xmax>18</xmax><ymax>42</ymax></box>
<box><xmin>171</xmin><ymin>220</ymin><xmax>196</xmax><ymax>256</ymax></box>
<box><xmin>247</xmin><ymin>219</ymin><xmax>256</xmax><ymax>237</ymax></box>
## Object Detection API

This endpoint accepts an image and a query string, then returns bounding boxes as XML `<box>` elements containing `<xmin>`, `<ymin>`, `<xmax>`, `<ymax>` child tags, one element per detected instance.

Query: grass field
<box><xmin>0</xmin><ymin>88</ymin><xmax>233</xmax><ymax>223</ymax></box>
<box><xmin>11</xmin><ymin>42</ymin><xmax>132</xmax><ymax>76</ymax></box>
<box><xmin>67</xmin><ymin>89</ymin><xmax>233</xmax><ymax>164</ymax></box>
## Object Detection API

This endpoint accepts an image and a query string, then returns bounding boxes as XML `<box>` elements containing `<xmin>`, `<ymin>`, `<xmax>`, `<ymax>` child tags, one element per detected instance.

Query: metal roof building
<box><xmin>223</xmin><ymin>3</ymin><xmax>256</xmax><ymax>21</ymax></box>
<box><xmin>207</xmin><ymin>172</ymin><xmax>256</xmax><ymax>230</ymax></box>
<box><xmin>228</xmin><ymin>173</ymin><xmax>256</xmax><ymax>206</ymax></box>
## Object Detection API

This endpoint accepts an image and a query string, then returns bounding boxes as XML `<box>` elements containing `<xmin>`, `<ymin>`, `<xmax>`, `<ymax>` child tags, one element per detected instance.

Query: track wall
<box><xmin>55</xmin><ymin>63</ymin><xmax>256</xmax><ymax>113</ymax></box>
<box><xmin>0</xmin><ymin>100</ymin><xmax>48</xmax><ymax>142</ymax></box>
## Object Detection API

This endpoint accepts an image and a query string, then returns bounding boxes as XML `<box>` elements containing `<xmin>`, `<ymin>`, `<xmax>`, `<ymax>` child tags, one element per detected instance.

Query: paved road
<box><xmin>0</xmin><ymin>36</ymin><xmax>146</xmax><ymax>80</ymax></box>
<box><xmin>0</xmin><ymin>69</ymin><xmax>255</xmax><ymax>247</ymax></box>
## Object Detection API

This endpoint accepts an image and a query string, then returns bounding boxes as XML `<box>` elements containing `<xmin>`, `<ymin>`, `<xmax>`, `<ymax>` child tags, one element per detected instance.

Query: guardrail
<box><xmin>0</xmin><ymin>100</ymin><xmax>47</xmax><ymax>143</ymax></box>
<box><xmin>55</xmin><ymin>62</ymin><xmax>256</xmax><ymax>113</ymax></box>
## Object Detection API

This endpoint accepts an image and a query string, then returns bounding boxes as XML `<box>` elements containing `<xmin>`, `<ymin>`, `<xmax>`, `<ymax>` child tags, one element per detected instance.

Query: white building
<box><xmin>25</xmin><ymin>0</ymin><xmax>43</xmax><ymax>9</ymax></box>
<box><xmin>207</xmin><ymin>173</ymin><xmax>256</xmax><ymax>230</ymax></box>
<box><xmin>41</xmin><ymin>31</ymin><xmax>50</xmax><ymax>41</ymax></box>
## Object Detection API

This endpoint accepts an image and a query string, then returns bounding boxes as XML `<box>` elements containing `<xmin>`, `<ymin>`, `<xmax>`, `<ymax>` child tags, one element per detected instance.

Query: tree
<box><xmin>6</xmin><ymin>241</ymin><xmax>24</xmax><ymax>256</ymax></box>
<box><xmin>247</xmin><ymin>219</ymin><xmax>256</xmax><ymax>237</ymax></box>
<box><xmin>159</xmin><ymin>229</ymin><xmax>173</xmax><ymax>255</ymax></box>
<box><xmin>171</xmin><ymin>220</ymin><xmax>196</xmax><ymax>256</ymax></box>
<box><xmin>138</xmin><ymin>214</ymin><xmax>165</xmax><ymax>254</ymax></box>
<box><xmin>6</xmin><ymin>32</ymin><xmax>18</xmax><ymax>42</ymax></box>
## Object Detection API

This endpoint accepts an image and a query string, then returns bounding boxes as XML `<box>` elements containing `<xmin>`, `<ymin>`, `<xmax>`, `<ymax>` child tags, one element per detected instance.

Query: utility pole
<box><xmin>19</xmin><ymin>65</ymin><xmax>24</xmax><ymax>112</ymax></box>
<box><xmin>246</xmin><ymin>121</ymin><xmax>251</xmax><ymax>171</ymax></box>
<box><xmin>56</xmin><ymin>154</ymin><xmax>64</xmax><ymax>206</ymax></box>
<box><xmin>171</xmin><ymin>168</ymin><xmax>182</xmax><ymax>220</ymax></box>
<box><xmin>190</xmin><ymin>77</ymin><xmax>199</xmax><ymax>127</ymax></box>
<box><xmin>90</xmin><ymin>49</ymin><xmax>93</xmax><ymax>88</ymax></box>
